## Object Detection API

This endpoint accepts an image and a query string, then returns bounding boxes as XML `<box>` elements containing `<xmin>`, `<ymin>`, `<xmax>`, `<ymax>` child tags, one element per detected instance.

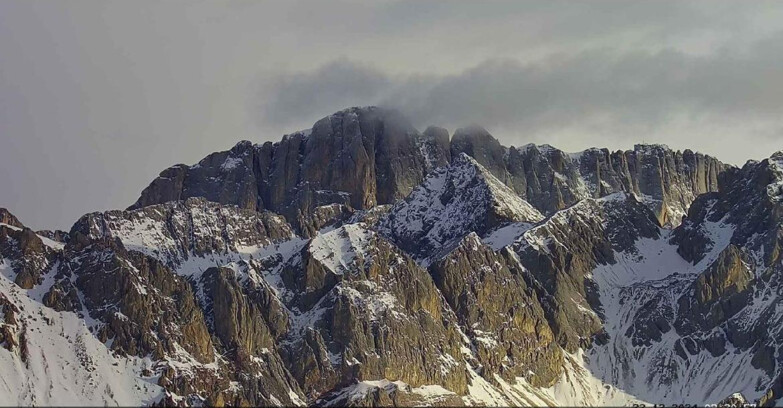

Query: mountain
<box><xmin>451</xmin><ymin>127</ymin><xmax>726</xmax><ymax>227</ymax></box>
<box><xmin>132</xmin><ymin>107</ymin><xmax>727</xmax><ymax>231</ymax></box>
<box><xmin>130</xmin><ymin>107</ymin><xmax>451</xmax><ymax>235</ymax></box>
<box><xmin>3</xmin><ymin>106</ymin><xmax>781</xmax><ymax>407</ymax></box>
<box><xmin>376</xmin><ymin>152</ymin><xmax>544</xmax><ymax>264</ymax></box>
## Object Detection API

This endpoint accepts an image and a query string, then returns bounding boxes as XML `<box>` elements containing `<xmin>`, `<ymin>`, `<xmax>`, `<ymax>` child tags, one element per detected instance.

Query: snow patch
<box><xmin>309</xmin><ymin>224</ymin><xmax>372</xmax><ymax>274</ymax></box>
<box><xmin>220</xmin><ymin>156</ymin><xmax>244</xmax><ymax>171</ymax></box>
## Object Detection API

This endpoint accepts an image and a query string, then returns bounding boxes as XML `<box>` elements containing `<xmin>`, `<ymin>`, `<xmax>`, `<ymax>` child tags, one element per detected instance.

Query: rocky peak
<box><xmin>0</xmin><ymin>209</ymin><xmax>62</xmax><ymax>290</ymax></box>
<box><xmin>5</xmin><ymin>105</ymin><xmax>763</xmax><ymax>407</ymax></box>
<box><xmin>376</xmin><ymin>153</ymin><xmax>544</xmax><ymax>264</ymax></box>
<box><xmin>281</xmin><ymin>223</ymin><xmax>470</xmax><ymax>398</ymax></box>
<box><xmin>674</xmin><ymin>151</ymin><xmax>783</xmax><ymax>266</ymax></box>
<box><xmin>632</xmin><ymin>143</ymin><xmax>672</xmax><ymax>153</ymax></box>
<box><xmin>421</xmin><ymin>126</ymin><xmax>451</xmax><ymax>170</ymax></box>
<box><xmin>0</xmin><ymin>208</ymin><xmax>23</xmax><ymax>228</ymax></box>
<box><xmin>659</xmin><ymin>151</ymin><xmax>783</xmax><ymax>405</ymax></box>
<box><xmin>675</xmin><ymin>244</ymin><xmax>754</xmax><ymax>335</ymax></box>
<box><xmin>450</xmin><ymin>125</ymin><xmax>509</xmax><ymax>184</ymax></box>
<box><xmin>0</xmin><ymin>224</ymin><xmax>57</xmax><ymax>289</ymax></box>
<box><xmin>509</xmin><ymin>193</ymin><xmax>663</xmax><ymax>351</ymax></box>
<box><xmin>449</xmin><ymin>135</ymin><xmax>728</xmax><ymax>226</ymax></box>
<box><xmin>766</xmin><ymin>151</ymin><xmax>783</xmax><ymax>202</ymax></box>
<box><xmin>428</xmin><ymin>233</ymin><xmax>563</xmax><ymax>387</ymax></box>
<box><xmin>131</xmin><ymin>107</ymin><xmax>452</xmax><ymax>235</ymax></box>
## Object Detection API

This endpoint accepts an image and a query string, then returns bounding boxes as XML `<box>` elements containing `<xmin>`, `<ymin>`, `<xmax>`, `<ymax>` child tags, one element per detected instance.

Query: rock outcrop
<box><xmin>675</xmin><ymin>245</ymin><xmax>754</xmax><ymax>334</ymax></box>
<box><xmin>450</xmin><ymin>128</ymin><xmax>727</xmax><ymax>227</ymax></box>
<box><xmin>376</xmin><ymin>153</ymin><xmax>544</xmax><ymax>263</ymax></box>
<box><xmin>0</xmin><ymin>208</ymin><xmax>23</xmax><ymax>228</ymax></box>
<box><xmin>509</xmin><ymin>193</ymin><xmax>662</xmax><ymax>351</ymax></box>
<box><xmin>667</xmin><ymin>152</ymin><xmax>783</xmax><ymax>406</ymax></box>
<box><xmin>281</xmin><ymin>224</ymin><xmax>469</xmax><ymax>398</ymax></box>
<box><xmin>0</xmin><ymin>211</ymin><xmax>60</xmax><ymax>289</ymax></box>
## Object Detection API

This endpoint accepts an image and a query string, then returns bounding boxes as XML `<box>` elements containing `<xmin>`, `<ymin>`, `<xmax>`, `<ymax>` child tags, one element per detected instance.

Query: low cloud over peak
<box><xmin>262</xmin><ymin>36</ymin><xmax>783</xmax><ymax>166</ymax></box>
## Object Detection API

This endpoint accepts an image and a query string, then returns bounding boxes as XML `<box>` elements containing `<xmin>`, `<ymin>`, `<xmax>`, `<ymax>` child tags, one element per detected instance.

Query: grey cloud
<box><xmin>2</xmin><ymin>0</ymin><xmax>783</xmax><ymax>230</ymax></box>
<box><xmin>262</xmin><ymin>59</ymin><xmax>392</xmax><ymax>129</ymax></box>
<box><xmin>262</xmin><ymin>34</ymin><xmax>783</xmax><ymax>160</ymax></box>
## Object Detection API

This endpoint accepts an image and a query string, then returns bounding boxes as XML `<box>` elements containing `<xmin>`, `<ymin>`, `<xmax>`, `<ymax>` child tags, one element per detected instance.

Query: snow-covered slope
<box><xmin>587</xmin><ymin>229</ymin><xmax>768</xmax><ymax>405</ymax></box>
<box><xmin>0</xmin><ymin>259</ymin><xmax>163</xmax><ymax>406</ymax></box>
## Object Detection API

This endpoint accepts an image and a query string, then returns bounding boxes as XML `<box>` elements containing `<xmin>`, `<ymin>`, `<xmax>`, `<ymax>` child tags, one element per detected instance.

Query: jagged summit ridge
<box><xmin>131</xmin><ymin>106</ymin><xmax>729</xmax><ymax>233</ymax></box>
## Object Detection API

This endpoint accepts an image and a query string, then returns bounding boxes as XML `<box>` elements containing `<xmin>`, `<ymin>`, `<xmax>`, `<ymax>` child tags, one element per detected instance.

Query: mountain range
<box><xmin>0</xmin><ymin>106</ymin><xmax>779</xmax><ymax>407</ymax></box>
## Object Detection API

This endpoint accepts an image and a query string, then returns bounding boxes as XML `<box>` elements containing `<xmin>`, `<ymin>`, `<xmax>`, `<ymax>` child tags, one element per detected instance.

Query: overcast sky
<box><xmin>2</xmin><ymin>1</ymin><xmax>783</xmax><ymax>230</ymax></box>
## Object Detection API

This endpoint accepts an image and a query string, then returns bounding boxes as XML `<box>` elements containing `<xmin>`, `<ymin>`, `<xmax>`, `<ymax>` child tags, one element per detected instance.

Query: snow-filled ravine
<box><xmin>586</xmin><ymin>226</ymin><xmax>767</xmax><ymax>405</ymax></box>
<box><xmin>0</xmin><ymin>258</ymin><xmax>165</xmax><ymax>406</ymax></box>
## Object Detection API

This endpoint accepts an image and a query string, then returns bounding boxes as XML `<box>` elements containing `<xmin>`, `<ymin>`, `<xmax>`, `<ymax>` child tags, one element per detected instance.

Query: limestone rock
<box><xmin>429</xmin><ymin>233</ymin><xmax>563</xmax><ymax>387</ymax></box>
<box><xmin>511</xmin><ymin>194</ymin><xmax>661</xmax><ymax>351</ymax></box>
<box><xmin>280</xmin><ymin>224</ymin><xmax>469</xmax><ymax>397</ymax></box>
<box><xmin>0</xmin><ymin>208</ymin><xmax>23</xmax><ymax>228</ymax></box>
<box><xmin>131</xmin><ymin>107</ymin><xmax>449</xmax><ymax>234</ymax></box>
<box><xmin>0</xmin><ymin>224</ymin><xmax>59</xmax><ymax>290</ymax></box>
<box><xmin>451</xmin><ymin>135</ymin><xmax>727</xmax><ymax>227</ymax></box>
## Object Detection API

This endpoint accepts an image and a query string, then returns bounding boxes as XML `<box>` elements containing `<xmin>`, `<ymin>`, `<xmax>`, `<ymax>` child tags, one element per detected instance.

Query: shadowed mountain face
<box><xmin>4</xmin><ymin>106</ymin><xmax>783</xmax><ymax>407</ymax></box>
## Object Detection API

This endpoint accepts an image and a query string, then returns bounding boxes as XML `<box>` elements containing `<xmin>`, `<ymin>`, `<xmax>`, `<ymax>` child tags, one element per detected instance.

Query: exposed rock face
<box><xmin>429</xmin><ymin>233</ymin><xmax>562</xmax><ymax>387</ymax></box>
<box><xmin>675</xmin><ymin>152</ymin><xmax>783</xmax><ymax>265</ymax></box>
<box><xmin>6</xmin><ymin>108</ymin><xmax>779</xmax><ymax>407</ymax></box>
<box><xmin>297</xmin><ymin>204</ymin><xmax>353</xmax><ymax>238</ymax></box>
<box><xmin>450</xmin><ymin>128</ymin><xmax>726</xmax><ymax>227</ymax></box>
<box><xmin>35</xmin><ymin>229</ymin><xmax>69</xmax><ymax>243</ymax></box>
<box><xmin>200</xmin><ymin>266</ymin><xmax>281</xmax><ymax>356</ymax></box>
<box><xmin>0</xmin><ymin>208</ymin><xmax>23</xmax><ymax>228</ymax></box>
<box><xmin>422</xmin><ymin>126</ymin><xmax>452</xmax><ymax>169</ymax></box>
<box><xmin>675</xmin><ymin>245</ymin><xmax>754</xmax><ymax>334</ymax></box>
<box><xmin>510</xmin><ymin>193</ymin><xmax>662</xmax><ymax>351</ymax></box>
<box><xmin>76</xmin><ymin>197</ymin><xmax>296</xmax><ymax>267</ymax></box>
<box><xmin>37</xmin><ymin>201</ymin><xmax>308</xmax><ymax>406</ymax></box>
<box><xmin>0</xmin><ymin>292</ymin><xmax>20</xmax><ymax>352</ymax></box>
<box><xmin>665</xmin><ymin>152</ymin><xmax>783</xmax><ymax>406</ymax></box>
<box><xmin>550</xmin><ymin>151</ymin><xmax>783</xmax><ymax>406</ymax></box>
<box><xmin>0</xmin><ymin>200</ymin><xmax>480</xmax><ymax>406</ymax></box>
<box><xmin>132</xmin><ymin>108</ymin><xmax>727</xmax><ymax>233</ymax></box>
<box><xmin>58</xmin><ymin>235</ymin><xmax>214</xmax><ymax>363</ymax></box>
<box><xmin>281</xmin><ymin>224</ymin><xmax>469</xmax><ymax>397</ymax></box>
<box><xmin>131</xmin><ymin>108</ymin><xmax>449</xmax><ymax>234</ymax></box>
<box><xmin>0</xmin><ymin>212</ymin><xmax>60</xmax><ymax>289</ymax></box>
